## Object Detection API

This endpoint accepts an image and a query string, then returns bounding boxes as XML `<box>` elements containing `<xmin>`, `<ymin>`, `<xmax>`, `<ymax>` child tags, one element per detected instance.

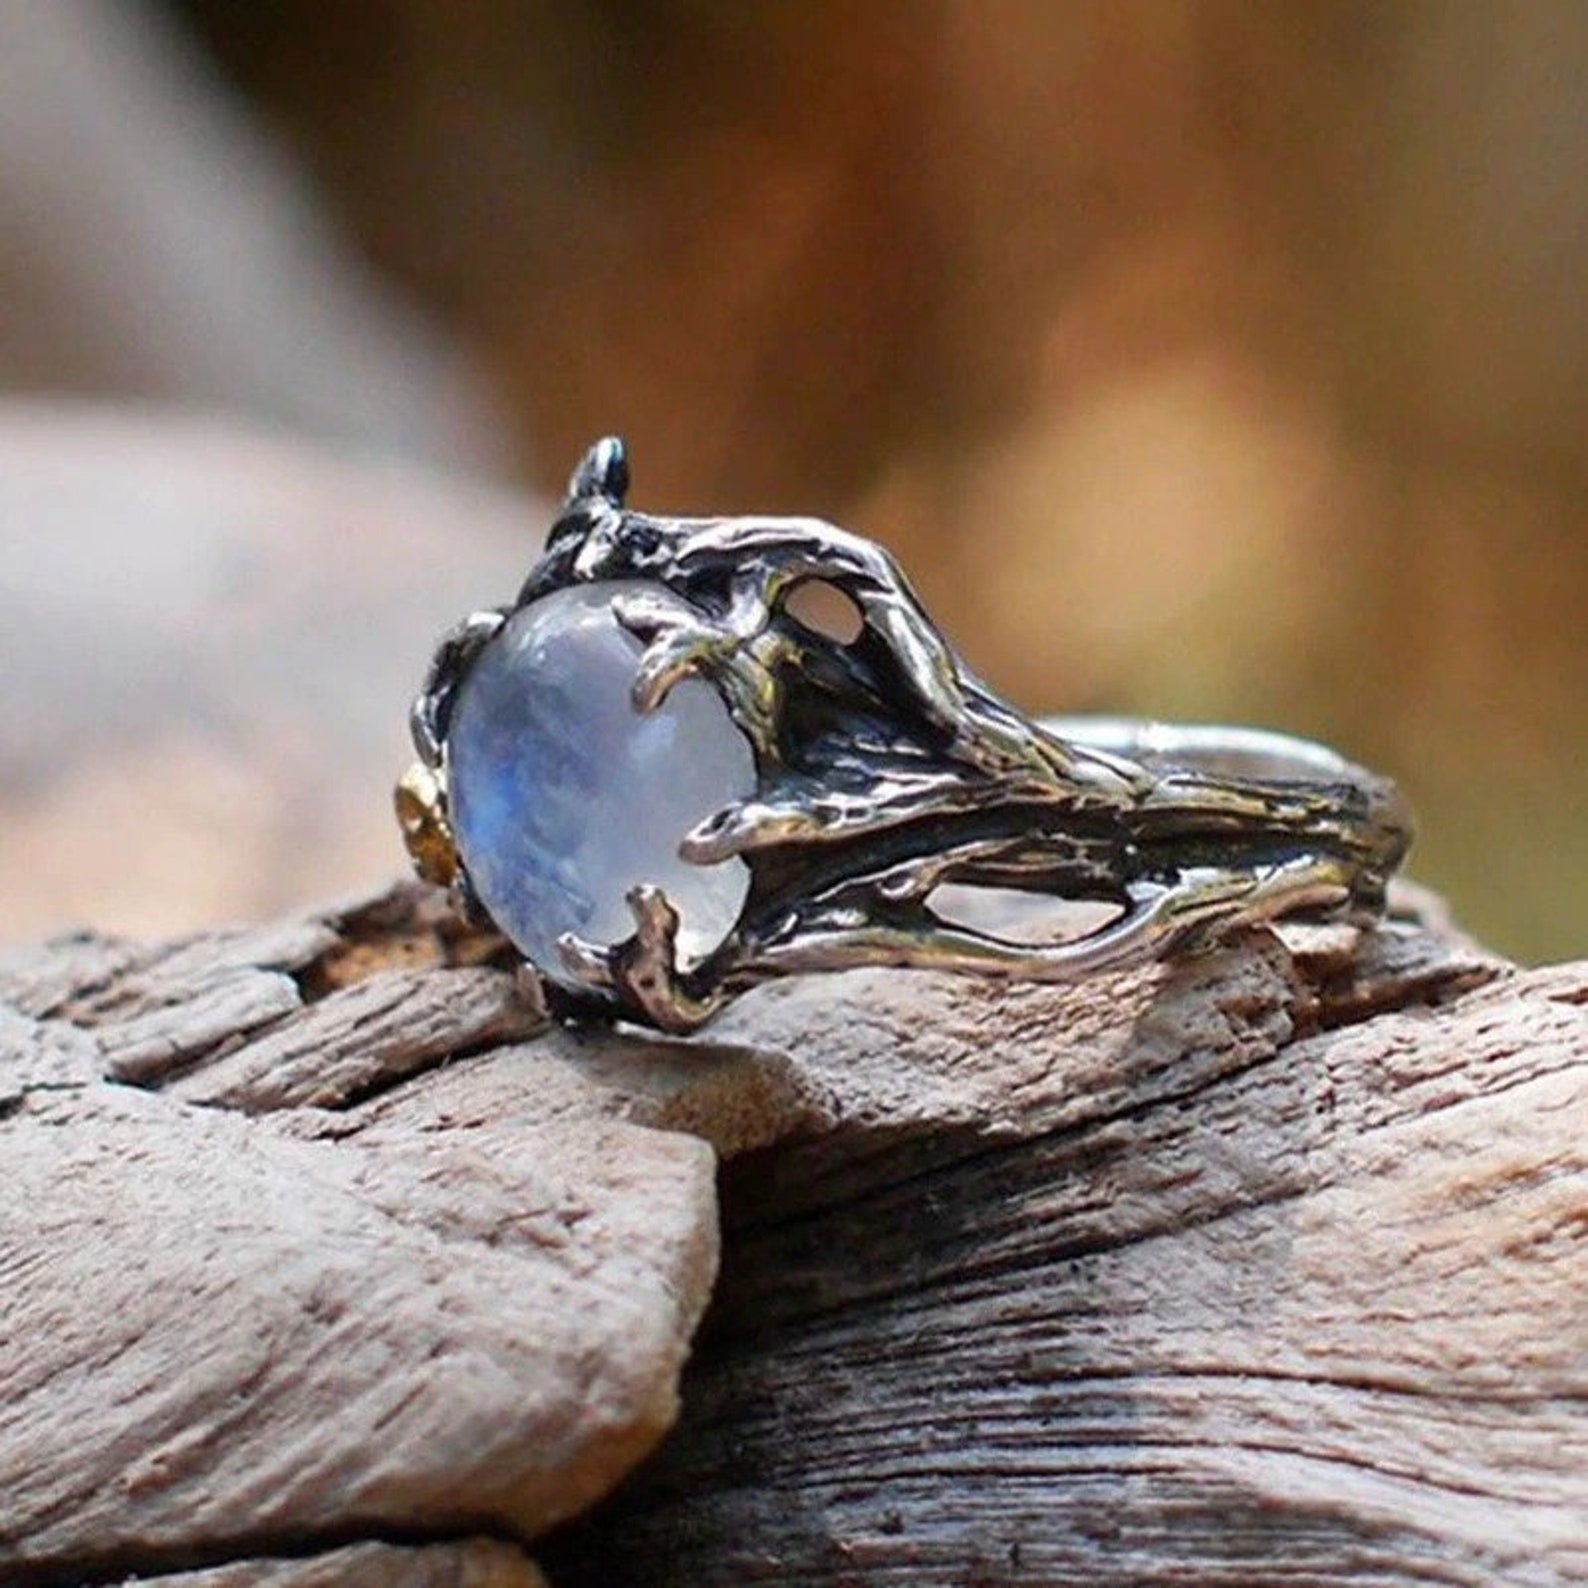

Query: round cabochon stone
<box><xmin>447</xmin><ymin>582</ymin><xmax>756</xmax><ymax>989</ymax></box>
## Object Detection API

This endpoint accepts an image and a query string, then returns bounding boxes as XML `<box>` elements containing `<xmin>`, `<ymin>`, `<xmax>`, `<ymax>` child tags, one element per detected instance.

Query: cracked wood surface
<box><xmin>547</xmin><ymin>922</ymin><xmax>1588</xmax><ymax>1587</ymax></box>
<box><xmin>2</xmin><ymin>881</ymin><xmax>1585</xmax><ymax>1585</ymax></box>
<box><xmin>0</xmin><ymin>887</ymin><xmax>711</xmax><ymax>1587</ymax></box>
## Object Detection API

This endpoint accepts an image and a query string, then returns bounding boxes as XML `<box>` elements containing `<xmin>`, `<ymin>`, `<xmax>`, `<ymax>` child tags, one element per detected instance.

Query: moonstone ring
<box><xmin>397</xmin><ymin>438</ymin><xmax>1412</xmax><ymax>1033</ymax></box>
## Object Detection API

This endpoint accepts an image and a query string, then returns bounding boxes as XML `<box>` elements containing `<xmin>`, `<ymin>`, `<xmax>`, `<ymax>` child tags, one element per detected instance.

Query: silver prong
<box><xmin>556</xmin><ymin>932</ymin><xmax>617</xmax><ymax>990</ymax></box>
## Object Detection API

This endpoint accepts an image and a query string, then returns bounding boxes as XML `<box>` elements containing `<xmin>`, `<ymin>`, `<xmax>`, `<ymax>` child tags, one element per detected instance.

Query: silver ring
<box><xmin>398</xmin><ymin>438</ymin><xmax>1412</xmax><ymax>1033</ymax></box>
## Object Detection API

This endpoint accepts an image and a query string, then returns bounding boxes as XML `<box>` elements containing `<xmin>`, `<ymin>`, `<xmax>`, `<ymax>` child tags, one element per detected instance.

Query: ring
<box><xmin>397</xmin><ymin>437</ymin><xmax>1412</xmax><ymax>1033</ymax></box>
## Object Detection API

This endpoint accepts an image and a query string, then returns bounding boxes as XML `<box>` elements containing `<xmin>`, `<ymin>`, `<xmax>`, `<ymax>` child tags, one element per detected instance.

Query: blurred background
<box><xmin>0</xmin><ymin>0</ymin><xmax>1583</xmax><ymax>961</ymax></box>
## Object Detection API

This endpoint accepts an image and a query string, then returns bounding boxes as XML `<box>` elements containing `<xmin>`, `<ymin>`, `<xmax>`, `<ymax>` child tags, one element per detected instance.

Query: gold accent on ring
<box><xmin>394</xmin><ymin>761</ymin><xmax>459</xmax><ymax>888</ymax></box>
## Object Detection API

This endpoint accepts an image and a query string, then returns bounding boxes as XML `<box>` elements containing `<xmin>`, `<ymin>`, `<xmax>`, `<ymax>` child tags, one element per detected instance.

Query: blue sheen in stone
<box><xmin>447</xmin><ymin>582</ymin><xmax>756</xmax><ymax>988</ymax></box>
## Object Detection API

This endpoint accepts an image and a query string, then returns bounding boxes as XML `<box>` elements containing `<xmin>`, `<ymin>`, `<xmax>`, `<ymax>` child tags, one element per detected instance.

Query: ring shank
<box><xmin>1043</xmin><ymin>715</ymin><xmax>1374</xmax><ymax>788</ymax></box>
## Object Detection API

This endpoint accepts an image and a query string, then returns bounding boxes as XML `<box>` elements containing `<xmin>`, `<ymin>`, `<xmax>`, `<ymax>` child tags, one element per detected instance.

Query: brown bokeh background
<box><xmin>2</xmin><ymin>1</ymin><xmax>1584</xmax><ymax>959</ymax></box>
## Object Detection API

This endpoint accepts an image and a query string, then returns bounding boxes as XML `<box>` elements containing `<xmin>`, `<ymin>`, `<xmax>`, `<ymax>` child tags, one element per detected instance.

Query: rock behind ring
<box><xmin>398</xmin><ymin>437</ymin><xmax>1412</xmax><ymax>1033</ymax></box>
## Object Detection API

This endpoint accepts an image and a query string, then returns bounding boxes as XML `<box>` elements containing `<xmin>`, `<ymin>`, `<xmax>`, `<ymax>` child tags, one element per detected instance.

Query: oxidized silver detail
<box><xmin>403</xmin><ymin>437</ymin><xmax>1413</xmax><ymax>1033</ymax></box>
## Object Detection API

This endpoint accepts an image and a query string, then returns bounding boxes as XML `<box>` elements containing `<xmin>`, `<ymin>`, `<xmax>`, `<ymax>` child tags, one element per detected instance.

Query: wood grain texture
<box><xmin>3</xmin><ymin>881</ymin><xmax>1585</xmax><ymax>1586</ymax></box>
<box><xmin>0</xmin><ymin>887</ymin><xmax>713</xmax><ymax>1587</ymax></box>
<box><xmin>546</xmin><ymin>925</ymin><xmax>1588</xmax><ymax>1588</ymax></box>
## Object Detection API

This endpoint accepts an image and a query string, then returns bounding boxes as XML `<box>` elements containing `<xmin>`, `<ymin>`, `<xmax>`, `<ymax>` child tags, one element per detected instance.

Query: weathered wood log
<box><xmin>0</xmin><ymin>888</ymin><xmax>712</xmax><ymax>1586</ymax></box>
<box><xmin>4</xmin><ymin>880</ymin><xmax>1585</xmax><ymax>1586</ymax></box>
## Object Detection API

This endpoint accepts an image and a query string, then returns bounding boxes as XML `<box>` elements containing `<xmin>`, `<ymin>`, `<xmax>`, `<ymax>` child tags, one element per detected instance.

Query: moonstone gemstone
<box><xmin>447</xmin><ymin>582</ymin><xmax>756</xmax><ymax>988</ymax></box>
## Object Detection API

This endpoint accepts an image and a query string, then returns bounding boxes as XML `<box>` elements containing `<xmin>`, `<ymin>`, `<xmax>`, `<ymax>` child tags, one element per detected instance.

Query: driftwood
<box><xmin>3</xmin><ymin>881</ymin><xmax>1586</xmax><ymax>1586</ymax></box>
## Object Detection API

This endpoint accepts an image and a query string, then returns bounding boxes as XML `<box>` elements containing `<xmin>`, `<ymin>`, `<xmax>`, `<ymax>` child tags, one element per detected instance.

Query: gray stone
<box><xmin>448</xmin><ymin>583</ymin><xmax>756</xmax><ymax>987</ymax></box>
